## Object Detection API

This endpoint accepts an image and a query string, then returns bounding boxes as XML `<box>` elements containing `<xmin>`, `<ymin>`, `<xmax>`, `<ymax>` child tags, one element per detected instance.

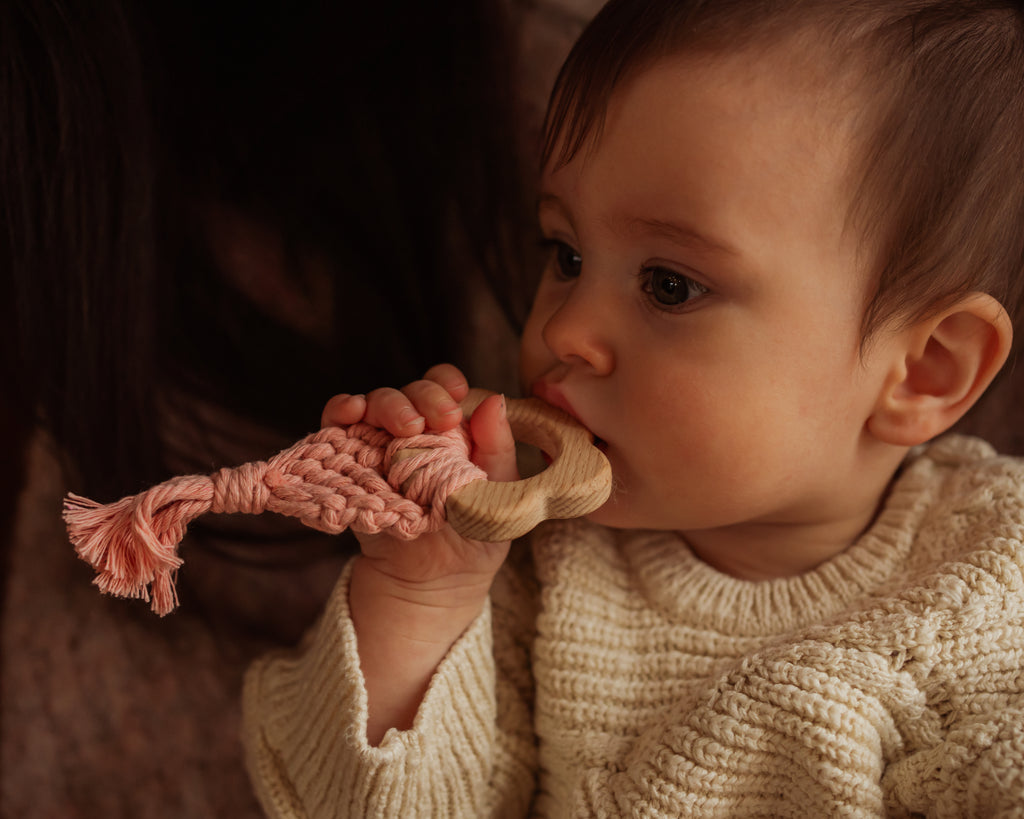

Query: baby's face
<box><xmin>521</xmin><ymin>50</ymin><xmax>906</xmax><ymax>577</ymax></box>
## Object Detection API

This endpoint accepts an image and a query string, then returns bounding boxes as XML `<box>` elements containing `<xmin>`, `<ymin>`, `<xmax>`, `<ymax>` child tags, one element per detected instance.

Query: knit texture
<box><xmin>243</xmin><ymin>435</ymin><xmax>1024</xmax><ymax>817</ymax></box>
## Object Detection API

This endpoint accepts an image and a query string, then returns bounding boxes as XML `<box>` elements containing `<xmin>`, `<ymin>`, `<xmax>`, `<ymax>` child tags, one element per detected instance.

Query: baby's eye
<box><xmin>542</xmin><ymin>239</ymin><xmax>582</xmax><ymax>280</ymax></box>
<box><xmin>642</xmin><ymin>266</ymin><xmax>708</xmax><ymax>308</ymax></box>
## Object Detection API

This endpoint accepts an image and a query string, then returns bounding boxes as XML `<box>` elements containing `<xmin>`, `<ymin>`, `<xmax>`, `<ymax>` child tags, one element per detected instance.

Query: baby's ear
<box><xmin>867</xmin><ymin>293</ymin><xmax>1012</xmax><ymax>447</ymax></box>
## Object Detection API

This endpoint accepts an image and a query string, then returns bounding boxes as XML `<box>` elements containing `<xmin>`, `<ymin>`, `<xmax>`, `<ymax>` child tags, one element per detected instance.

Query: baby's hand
<box><xmin>321</xmin><ymin>362</ymin><xmax>516</xmax><ymax>588</ymax></box>
<box><xmin>321</xmin><ymin>363</ymin><xmax>517</xmax><ymax>488</ymax></box>
<box><xmin>321</xmin><ymin>364</ymin><xmax>518</xmax><ymax>743</ymax></box>
<box><xmin>322</xmin><ymin>362</ymin><xmax>469</xmax><ymax>437</ymax></box>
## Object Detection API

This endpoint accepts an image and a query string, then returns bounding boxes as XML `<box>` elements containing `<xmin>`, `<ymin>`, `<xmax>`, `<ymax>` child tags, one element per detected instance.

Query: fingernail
<box><xmin>499</xmin><ymin>394</ymin><xmax>507</xmax><ymax>419</ymax></box>
<box><xmin>399</xmin><ymin>406</ymin><xmax>424</xmax><ymax>427</ymax></box>
<box><xmin>439</xmin><ymin>399</ymin><xmax>461</xmax><ymax>417</ymax></box>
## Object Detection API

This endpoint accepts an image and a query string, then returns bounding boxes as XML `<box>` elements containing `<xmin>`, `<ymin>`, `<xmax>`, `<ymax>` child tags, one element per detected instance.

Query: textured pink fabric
<box><xmin>63</xmin><ymin>423</ymin><xmax>487</xmax><ymax>616</ymax></box>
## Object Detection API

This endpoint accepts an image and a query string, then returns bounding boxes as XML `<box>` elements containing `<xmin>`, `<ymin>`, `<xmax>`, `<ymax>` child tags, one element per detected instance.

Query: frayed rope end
<box><xmin>63</xmin><ymin>491</ymin><xmax>188</xmax><ymax>616</ymax></box>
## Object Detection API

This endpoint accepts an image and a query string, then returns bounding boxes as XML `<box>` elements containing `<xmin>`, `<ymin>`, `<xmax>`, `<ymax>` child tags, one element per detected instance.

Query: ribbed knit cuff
<box><xmin>242</xmin><ymin>559</ymin><xmax>499</xmax><ymax>819</ymax></box>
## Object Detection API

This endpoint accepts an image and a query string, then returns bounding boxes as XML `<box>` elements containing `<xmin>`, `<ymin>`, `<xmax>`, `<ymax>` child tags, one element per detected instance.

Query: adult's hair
<box><xmin>542</xmin><ymin>0</ymin><xmax>1024</xmax><ymax>344</ymax></box>
<box><xmin>1</xmin><ymin>0</ymin><xmax>160</xmax><ymax>519</ymax></box>
<box><xmin>1</xmin><ymin>0</ymin><xmax>532</xmax><ymax>511</ymax></box>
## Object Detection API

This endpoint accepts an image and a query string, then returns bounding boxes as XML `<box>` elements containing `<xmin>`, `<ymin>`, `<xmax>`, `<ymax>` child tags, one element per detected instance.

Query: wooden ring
<box><xmin>446</xmin><ymin>389</ymin><xmax>612</xmax><ymax>541</ymax></box>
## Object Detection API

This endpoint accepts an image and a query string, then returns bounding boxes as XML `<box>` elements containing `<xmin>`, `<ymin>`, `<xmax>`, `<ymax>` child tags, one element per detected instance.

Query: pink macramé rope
<box><xmin>63</xmin><ymin>422</ymin><xmax>487</xmax><ymax>615</ymax></box>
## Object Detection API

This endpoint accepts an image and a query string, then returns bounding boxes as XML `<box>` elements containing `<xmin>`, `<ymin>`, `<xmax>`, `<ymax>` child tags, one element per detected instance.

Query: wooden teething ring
<box><xmin>442</xmin><ymin>388</ymin><xmax>612</xmax><ymax>541</ymax></box>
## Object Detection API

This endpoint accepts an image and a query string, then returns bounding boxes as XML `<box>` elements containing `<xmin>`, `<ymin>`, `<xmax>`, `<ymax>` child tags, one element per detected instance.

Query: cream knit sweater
<box><xmin>242</xmin><ymin>435</ymin><xmax>1024</xmax><ymax>817</ymax></box>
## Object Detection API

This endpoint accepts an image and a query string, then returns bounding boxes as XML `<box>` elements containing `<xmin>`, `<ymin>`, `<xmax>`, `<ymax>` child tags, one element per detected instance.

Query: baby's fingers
<box><xmin>362</xmin><ymin>387</ymin><xmax>427</xmax><ymax>436</ymax></box>
<box><xmin>401</xmin><ymin>379</ymin><xmax>464</xmax><ymax>431</ymax></box>
<box><xmin>321</xmin><ymin>393</ymin><xmax>367</xmax><ymax>428</ymax></box>
<box><xmin>360</xmin><ymin>383</ymin><xmax>459</xmax><ymax>436</ymax></box>
<box><xmin>422</xmin><ymin>363</ymin><xmax>470</xmax><ymax>403</ymax></box>
<box><xmin>321</xmin><ymin>365</ymin><xmax>471</xmax><ymax>436</ymax></box>
<box><xmin>362</xmin><ymin>366</ymin><xmax>469</xmax><ymax>436</ymax></box>
<box><xmin>469</xmin><ymin>394</ymin><xmax>518</xmax><ymax>483</ymax></box>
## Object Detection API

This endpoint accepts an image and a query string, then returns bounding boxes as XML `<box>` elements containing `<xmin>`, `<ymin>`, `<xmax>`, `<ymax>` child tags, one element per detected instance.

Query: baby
<box><xmin>243</xmin><ymin>1</ymin><xmax>1024</xmax><ymax>815</ymax></box>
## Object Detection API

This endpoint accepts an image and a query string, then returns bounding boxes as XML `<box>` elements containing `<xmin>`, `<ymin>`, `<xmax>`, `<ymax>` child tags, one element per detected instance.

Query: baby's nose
<box><xmin>541</xmin><ymin>287</ymin><xmax>615</xmax><ymax>375</ymax></box>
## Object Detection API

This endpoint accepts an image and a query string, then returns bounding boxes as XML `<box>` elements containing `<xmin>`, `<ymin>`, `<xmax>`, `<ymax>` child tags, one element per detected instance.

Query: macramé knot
<box><xmin>212</xmin><ymin>461</ymin><xmax>270</xmax><ymax>516</ymax></box>
<box><xmin>63</xmin><ymin>422</ymin><xmax>488</xmax><ymax>616</ymax></box>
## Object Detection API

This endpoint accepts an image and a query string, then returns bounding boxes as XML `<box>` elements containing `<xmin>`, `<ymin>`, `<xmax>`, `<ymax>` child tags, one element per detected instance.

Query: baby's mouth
<box><xmin>528</xmin><ymin>382</ymin><xmax>607</xmax><ymax>453</ymax></box>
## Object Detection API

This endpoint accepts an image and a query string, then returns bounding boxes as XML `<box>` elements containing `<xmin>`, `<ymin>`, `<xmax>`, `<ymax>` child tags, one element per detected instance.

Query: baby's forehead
<box><xmin>554</xmin><ymin>43</ymin><xmax>870</xmax><ymax>193</ymax></box>
<box><xmin>625</xmin><ymin>43</ymin><xmax>863</xmax><ymax>115</ymax></box>
<box><xmin>549</xmin><ymin>61</ymin><xmax>867</xmax><ymax>237</ymax></box>
<box><xmin>552</xmin><ymin>24</ymin><xmax>873</xmax><ymax>164</ymax></box>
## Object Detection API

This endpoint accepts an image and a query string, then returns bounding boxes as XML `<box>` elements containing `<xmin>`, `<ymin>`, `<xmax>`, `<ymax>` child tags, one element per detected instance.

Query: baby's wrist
<box><xmin>349</xmin><ymin>556</ymin><xmax>490</xmax><ymax>645</ymax></box>
<box><xmin>348</xmin><ymin>553</ymin><xmax>488</xmax><ymax>744</ymax></box>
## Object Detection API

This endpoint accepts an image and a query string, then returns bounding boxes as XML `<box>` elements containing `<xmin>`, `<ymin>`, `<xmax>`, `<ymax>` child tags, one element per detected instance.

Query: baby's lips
<box><xmin>530</xmin><ymin>382</ymin><xmax>605</xmax><ymax>453</ymax></box>
<box><xmin>530</xmin><ymin>380</ymin><xmax>586</xmax><ymax>425</ymax></box>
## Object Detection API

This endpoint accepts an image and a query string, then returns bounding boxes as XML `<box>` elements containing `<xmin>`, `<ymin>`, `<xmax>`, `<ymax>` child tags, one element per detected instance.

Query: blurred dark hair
<box><xmin>1</xmin><ymin>0</ymin><xmax>160</xmax><ymax>505</ymax></box>
<box><xmin>1</xmin><ymin>0</ymin><xmax>533</xmax><ymax>513</ymax></box>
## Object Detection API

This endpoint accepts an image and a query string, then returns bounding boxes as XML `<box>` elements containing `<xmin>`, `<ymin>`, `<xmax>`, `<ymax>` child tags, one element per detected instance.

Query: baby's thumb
<box><xmin>468</xmin><ymin>394</ymin><xmax>518</xmax><ymax>483</ymax></box>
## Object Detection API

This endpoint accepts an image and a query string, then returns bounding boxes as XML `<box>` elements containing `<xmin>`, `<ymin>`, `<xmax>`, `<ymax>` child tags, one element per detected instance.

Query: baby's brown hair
<box><xmin>543</xmin><ymin>0</ymin><xmax>1024</xmax><ymax>344</ymax></box>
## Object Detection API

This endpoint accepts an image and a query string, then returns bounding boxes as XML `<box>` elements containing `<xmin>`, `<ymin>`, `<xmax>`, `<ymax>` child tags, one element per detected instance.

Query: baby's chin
<box><xmin>581</xmin><ymin>486</ymin><xmax>691</xmax><ymax>533</ymax></box>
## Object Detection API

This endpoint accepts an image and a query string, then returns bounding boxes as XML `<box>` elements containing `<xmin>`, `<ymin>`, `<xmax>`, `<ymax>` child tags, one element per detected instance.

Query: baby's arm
<box><xmin>242</xmin><ymin>552</ymin><xmax>538</xmax><ymax>819</ymax></box>
<box><xmin>322</xmin><ymin>364</ymin><xmax>518</xmax><ymax>745</ymax></box>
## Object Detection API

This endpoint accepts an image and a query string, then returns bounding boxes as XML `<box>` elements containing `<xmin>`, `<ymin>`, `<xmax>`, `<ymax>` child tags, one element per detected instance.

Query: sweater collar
<box><xmin>613</xmin><ymin>439</ymin><xmax>967</xmax><ymax>637</ymax></box>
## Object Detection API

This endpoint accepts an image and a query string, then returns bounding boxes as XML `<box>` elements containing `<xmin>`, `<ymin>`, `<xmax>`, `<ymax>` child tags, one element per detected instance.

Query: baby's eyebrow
<box><xmin>537</xmin><ymin>192</ymin><xmax>568</xmax><ymax>216</ymax></box>
<box><xmin>625</xmin><ymin>217</ymin><xmax>740</xmax><ymax>259</ymax></box>
<box><xmin>537</xmin><ymin>193</ymin><xmax>740</xmax><ymax>261</ymax></box>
